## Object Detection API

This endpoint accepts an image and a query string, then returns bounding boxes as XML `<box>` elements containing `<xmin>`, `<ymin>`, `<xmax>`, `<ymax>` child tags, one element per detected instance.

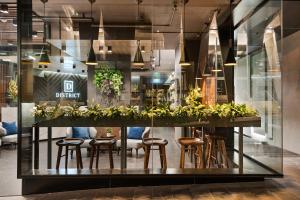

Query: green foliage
<box><xmin>33</xmin><ymin>102</ymin><xmax>258</xmax><ymax>122</ymax></box>
<box><xmin>94</xmin><ymin>67</ymin><xmax>123</xmax><ymax>97</ymax></box>
<box><xmin>185</xmin><ymin>87</ymin><xmax>202</xmax><ymax>106</ymax></box>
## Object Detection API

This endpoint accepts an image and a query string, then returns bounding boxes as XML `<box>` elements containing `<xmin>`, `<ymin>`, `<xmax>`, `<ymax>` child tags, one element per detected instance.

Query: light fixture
<box><xmin>107</xmin><ymin>46</ymin><xmax>112</xmax><ymax>53</ymax></box>
<box><xmin>38</xmin><ymin>51</ymin><xmax>51</xmax><ymax>65</ymax></box>
<box><xmin>38</xmin><ymin>65</ymin><xmax>42</xmax><ymax>68</ymax></box>
<box><xmin>12</xmin><ymin>18</ymin><xmax>17</xmax><ymax>26</ymax></box>
<box><xmin>0</xmin><ymin>4</ymin><xmax>9</xmax><ymax>14</ymax></box>
<box><xmin>82</xmin><ymin>69</ymin><xmax>85</xmax><ymax>73</ymax></box>
<box><xmin>132</xmin><ymin>40</ymin><xmax>144</xmax><ymax>67</ymax></box>
<box><xmin>44</xmin><ymin>65</ymin><xmax>48</xmax><ymax>69</ymax></box>
<box><xmin>86</xmin><ymin>40</ymin><xmax>97</xmax><ymax>65</ymax></box>
<box><xmin>38</xmin><ymin>0</ymin><xmax>51</xmax><ymax>65</ymax></box>
<box><xmin>32</xmin><ymin>31</ymin><xmax>38</xmax><ymax>38</ymax></box>
<box><xmin>179</xmin><ymin>0</ymin><xmax>191</xmax><ymax>67</ymax></box>
<box><xmin>224</xmin><ymin>0</ymin><xmax>236</xmax><ymax>67</ymax></box>
<box><xmin>86</xmin><ymin>0</ymin><xmax>98</xmax><ymax>66</ymax></box>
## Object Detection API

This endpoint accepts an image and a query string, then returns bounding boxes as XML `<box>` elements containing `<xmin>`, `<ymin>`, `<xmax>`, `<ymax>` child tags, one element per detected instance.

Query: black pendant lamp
<box><xmin>86</xmin><ymin>40</ymin><xmax>97</xmax><ymax>65</ymax></box>
<box><xmin>86</xmin><ymin>0</ymin><xmax>97</xmax><ymax>66</ymax></box>
<box><xmin>179</xmin><ymin>0</ymin><xmax>191</xmax><ymax>67</ymax></box>
<box><xmin>133</xmin><ymin>40</ymin><xmax>144</xmax><ymax>67</ymax></box>
<box><xmin>224</xmin><ymin>0</ymin><xmax>236</xmax><ymax>66</ymax></box>
<box><xmin>38</xmin><ymin>0</ymin><xmax>51</xmax><ymax>65</ymax></box>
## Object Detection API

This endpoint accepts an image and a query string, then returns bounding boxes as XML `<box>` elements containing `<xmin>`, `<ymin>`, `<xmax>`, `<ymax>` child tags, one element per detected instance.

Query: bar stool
<box><xmin>178</xmin><ymin>137</ymin><xmax>204</xmax><ymax>169</ymax></box>
<box><xmin>143</xmin><ymin>138</ymin><xmax>168</xmax><ymax>169</ymax></box>
<box><xmin>205</xmin><ymin>134</ymin><xmax>229</xmax><ymax>168</ymax></box>
<box><xmin>56</xmin><ymin>138</ymin><xmax>84</xmax><ymax>169</ymax></box>
<box><xmin>89</xmin><ymin>138</ymin><xmax>116</xmax><ymax>169</ymax></box>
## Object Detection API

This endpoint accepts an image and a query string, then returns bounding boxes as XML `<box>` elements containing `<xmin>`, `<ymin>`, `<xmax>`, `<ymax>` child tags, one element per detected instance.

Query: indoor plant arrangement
<box><xmin>8</xmin><ymin>79</ymin><xmax>18</xmax><ymax>103</ymax></box>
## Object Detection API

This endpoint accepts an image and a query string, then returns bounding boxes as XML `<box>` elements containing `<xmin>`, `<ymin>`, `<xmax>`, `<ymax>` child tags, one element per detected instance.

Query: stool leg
<box><xmin>220</xmin><ymin>140</ymin><xmax>228</xmax><ymax>168</ymax></box>
<box><xmin>180</xmin><ymin>145</ymin><xmax>185</xmax><ymax>169</ymax></box>
<box><xmin>70</xmin><ymin>150</ymin><xmax>73</xmax><ymax>159</ymax></box>
<box><xmin>79</xmin><ymin>148</ymin><xmax>83</xmax><ymax>169</ymax></box>
<box><xmin>89</xmin><ymin>146</ymin><xmax>95</xmax><ymax>169</ymax></box>
<box><xmin>144</xmin><ymin>146</ymin><xmax>150</xmax><ymax>169</ymax></box>
<box><xmin>159</xmin><ymin>146</ymin><xmax>164</xmax><ymax>169</ymax></box>
<box><xmin>194</xmin><ymin>145</ymin><xmax>198</xmax><ymax>168</ymax></box>
<box><xmin>197</xmin><ymin>145</ymin><xmax>203</xmax><ymax>169</ymax></box>
<box><xmin>96</xmin><ymin>146</ymin><xmax>100</xmax><ymax>169</ymax></box>
<box><xmin>162</xmin><ymin>145</ymin><xmax>167</xmax><ymax>169</ymax></box>
<box><xmin>65</xmin><ymin>146</ymin><xmax>69</xmax><ymax>169</ymax></box>
<box><xmin>75</xmin><ymin>147</ymin><xmax>80</xmax><ymax>169</ymax></box>
<box><xmin>206</xmin><ymin>140</ymin><xmax>212</xmax><ymax>168</ymax></box>
<box><xmin>56</xmin><ymin>146</ymin><xmax>62</xmax><ymax>169</ymax></box>
<box><xmin>109</xmin><ymin>145</ymin><xmax>114</xmax><ymax>169</ymax></box>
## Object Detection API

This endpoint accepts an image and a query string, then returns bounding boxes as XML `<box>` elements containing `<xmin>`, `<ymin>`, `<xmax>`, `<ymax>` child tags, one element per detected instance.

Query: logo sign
<box><xmin>64</xmin><ymin>80</ymin><xmax>74</xmax><ymax>93</ymax></box>
<box><xmin>55</xmin><ymin>80</ymin><xmax>80</xmax><ymax>99</ymax></box>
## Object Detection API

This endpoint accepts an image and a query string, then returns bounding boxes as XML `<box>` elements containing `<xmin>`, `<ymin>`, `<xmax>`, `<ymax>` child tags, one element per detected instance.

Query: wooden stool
<box><xmin>56</xmin><ymin>138</ymin><xmax>84</xmax><ymax>169</ymax></box>
<box><xmin>205</xmin><ymin>134</ymin><xmax>229</xmax><ymax>168</ymax></box>
<box><xmin>89</xmin><ymin>138</ymin><xmax>116</xmax><ymax>169</ymax></box>
<box><xmin>178</xmin><ymin>137</ymin><xmax>204</xmax><ymax>169</ymax></box>
<box><xmin>142</xmin><ymin>138</ymin><xmax>168</xmax><ymax>169</ymax></box>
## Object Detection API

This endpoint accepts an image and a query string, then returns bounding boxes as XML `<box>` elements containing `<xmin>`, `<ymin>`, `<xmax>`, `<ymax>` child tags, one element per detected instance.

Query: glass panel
<box><xmin>234</xmin><ymin>0</ymin><xmax>282</xmax><ymax>173</ymax></box>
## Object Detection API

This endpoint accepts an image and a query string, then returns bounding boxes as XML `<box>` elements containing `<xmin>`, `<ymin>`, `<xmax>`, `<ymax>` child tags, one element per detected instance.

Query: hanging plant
<box><xmin>94</xmin><ymin>67</ymin><xmax>123</xmax><ymax>97</ymax></box>
<box><xmin>8</xmin><ymin>79</ymin><xmax>18</xmax><ymax>102</ymax></box>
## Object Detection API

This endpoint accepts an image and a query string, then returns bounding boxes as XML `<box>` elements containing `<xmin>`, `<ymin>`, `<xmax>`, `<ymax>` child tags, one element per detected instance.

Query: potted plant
<box><xmin>106</xmin><ymin>128</ymin><xmax>113</xmax><ymax>137</ymax></box>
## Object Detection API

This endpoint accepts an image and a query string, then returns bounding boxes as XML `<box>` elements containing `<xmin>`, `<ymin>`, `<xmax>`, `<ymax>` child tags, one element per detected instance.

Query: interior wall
<box><xmin>282</xmin><ymin>30</ymin><xmax>300</xmax><ymax>154</ymax></box>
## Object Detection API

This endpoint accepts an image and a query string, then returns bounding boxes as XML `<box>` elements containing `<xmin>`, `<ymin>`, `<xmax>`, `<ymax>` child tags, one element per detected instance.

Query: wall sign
<box><xmin>55</xmin><ymin>80</ymin><xmax>80</xmax><ymax>98</ymax></box>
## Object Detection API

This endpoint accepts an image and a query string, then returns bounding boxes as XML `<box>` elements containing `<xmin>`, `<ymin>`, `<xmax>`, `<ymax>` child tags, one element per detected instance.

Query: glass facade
<box><xmin>6</xmin><ymin>0</ymin><xmax>285</xmax><ymax>194</ymax></box>
<box><xmin>234</xmin><ymin>0</ymin><xmax>282</xmax><ymax>173</ymax></box>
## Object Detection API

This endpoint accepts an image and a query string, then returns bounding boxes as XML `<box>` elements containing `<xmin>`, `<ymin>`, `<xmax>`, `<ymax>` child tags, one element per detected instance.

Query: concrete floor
<box><xmin>0</xmin><ymin>157</ymin><xmax>300</xmax><ymax>199</ymax></box>
<box><xmin>0</xmin><ymin>127</ymin><xmax>296</xmax><ymax>199</ymax></box>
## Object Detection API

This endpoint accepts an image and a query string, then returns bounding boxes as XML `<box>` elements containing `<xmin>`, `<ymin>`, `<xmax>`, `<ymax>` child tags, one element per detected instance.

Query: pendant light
<box><xmin>179</xmin><ymin>0</ymin><xmax>191</xmax><ymax>67</ymax></box>
<box><xmin>132</xmin><ymin>1</ymin><xmax>144</xmax><ymax>67</ymax></box>
<box><xmin>38</xmin><ymin>0</ymin><xmax>51</xmax><ymax>65</ymax></box>
<box><xmin>224</xmin><ymin>0</ymin><xmax>236</xmax><ymax>66</ymax></box>
<box><xmin>86</xmin><ymin>0</ymin><xmax>97</xmax><ymax>65</ymax></box>
<box><xmin>0</xmin><ymin>4</ymin><xmax>9</xmax><ymax>14</ymax></box>
<box><xmin>133</xmin><ymin>40</ymin><xmax>144</xmax><ymax>66</ymax></box>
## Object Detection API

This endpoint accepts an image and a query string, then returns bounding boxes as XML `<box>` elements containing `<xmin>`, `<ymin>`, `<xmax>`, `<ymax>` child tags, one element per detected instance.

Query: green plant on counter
<box><xmin>185</xmin><ymin>87</ymin><xmax>202</xmax><ymax>106</ymax></box>
<box><xmin>94</xmin><ymin>67</ymin><xmax>123</xmax><ymax>97</ymax></box>
<box><xmin>33</xmin><ymin>102</ymin><xmax>258</xmax><ymax>121</ymax></box>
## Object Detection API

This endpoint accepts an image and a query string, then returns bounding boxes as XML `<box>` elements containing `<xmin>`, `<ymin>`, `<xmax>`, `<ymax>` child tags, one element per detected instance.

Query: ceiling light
<box><xmin>224</xmin><ymin>47</ymin><xmax>236</xmax><ymax>66</ymax></box>
<box><xmin>179</xmin><ymin>1</ymin><xmax>191</xmax><ymax>67</ymax></box>
<box><xmin>107</xmin><ymin>46</ymin><xmax>112</xmax><ymax>53</ymax></box>
<box><xmin>38</xmin><ymin>51</ymin><xmax>51</xmax><ymax>65</ymax></box>
<box><xmin>132</xmin><ymin>40</ymin><xmax>144</xmax><ymax>67</ymax></box>
<box><xmin>32</xmin><ymin>31</ymin><xmax>38</xmax><ymax>38</ymax></box>
<box><xmin>224</xmin><ymin>1</ymin><xmax>236</xmax><ymax>67</ymax></box>
<box><xmin>12</xmin><ymin>18</ymin><xmax>17</xmax><ymax>26</ymax></box>
<box><xmin>0</xmin><ymin>4</ymin><xmax>9</xmax><ymax>14</ymax></box>
<box><xmin>86</xmin><ymin>41</ymin><xmax>97</xmax><ymax>65</ymax></box>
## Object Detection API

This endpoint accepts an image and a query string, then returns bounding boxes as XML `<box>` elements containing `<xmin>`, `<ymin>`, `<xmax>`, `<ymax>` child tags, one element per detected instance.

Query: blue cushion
<box><xmin>127</xmin><ymin>127</ymin><xmax>145</xmax><ymax>140</ymax></box>
<box><xmin>2</xmin><ymin>121</ymin><xmax>17</xmax><ymax>135</ymax></box>
<box><xmin>72</xmin><ymin>127</ymin><xmax>90</xmax><ymax>139</ymax></box>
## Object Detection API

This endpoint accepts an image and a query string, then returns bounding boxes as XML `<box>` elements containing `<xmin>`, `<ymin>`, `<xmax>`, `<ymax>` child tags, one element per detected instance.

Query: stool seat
<box><xmin>143</xmin><ymin>138</ymin><xmax>168</xmax><ymax>146</ymax></box>
<box><xmin>142</xmin><ymin>138</ymin><xmax>168</xmax><ymax>169</ymax></box>
<box><xmin>56</xmin><ymin>138</ymin><xmax>84</xmax><ymax>169</ymax></box>
<box><xmin>178</xmin><ymin>137</ymin><xmax>203</xmax><ymax>146</ymax></box>
<box><xmin>89</xmin><ymin>138</ymin><xmax>116</xmax><ymax>169</ymax></box>
<box><xmin>57</xmin><ymin>138</ymin><xmax>84</xmax><ymax>146</ymax></box>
